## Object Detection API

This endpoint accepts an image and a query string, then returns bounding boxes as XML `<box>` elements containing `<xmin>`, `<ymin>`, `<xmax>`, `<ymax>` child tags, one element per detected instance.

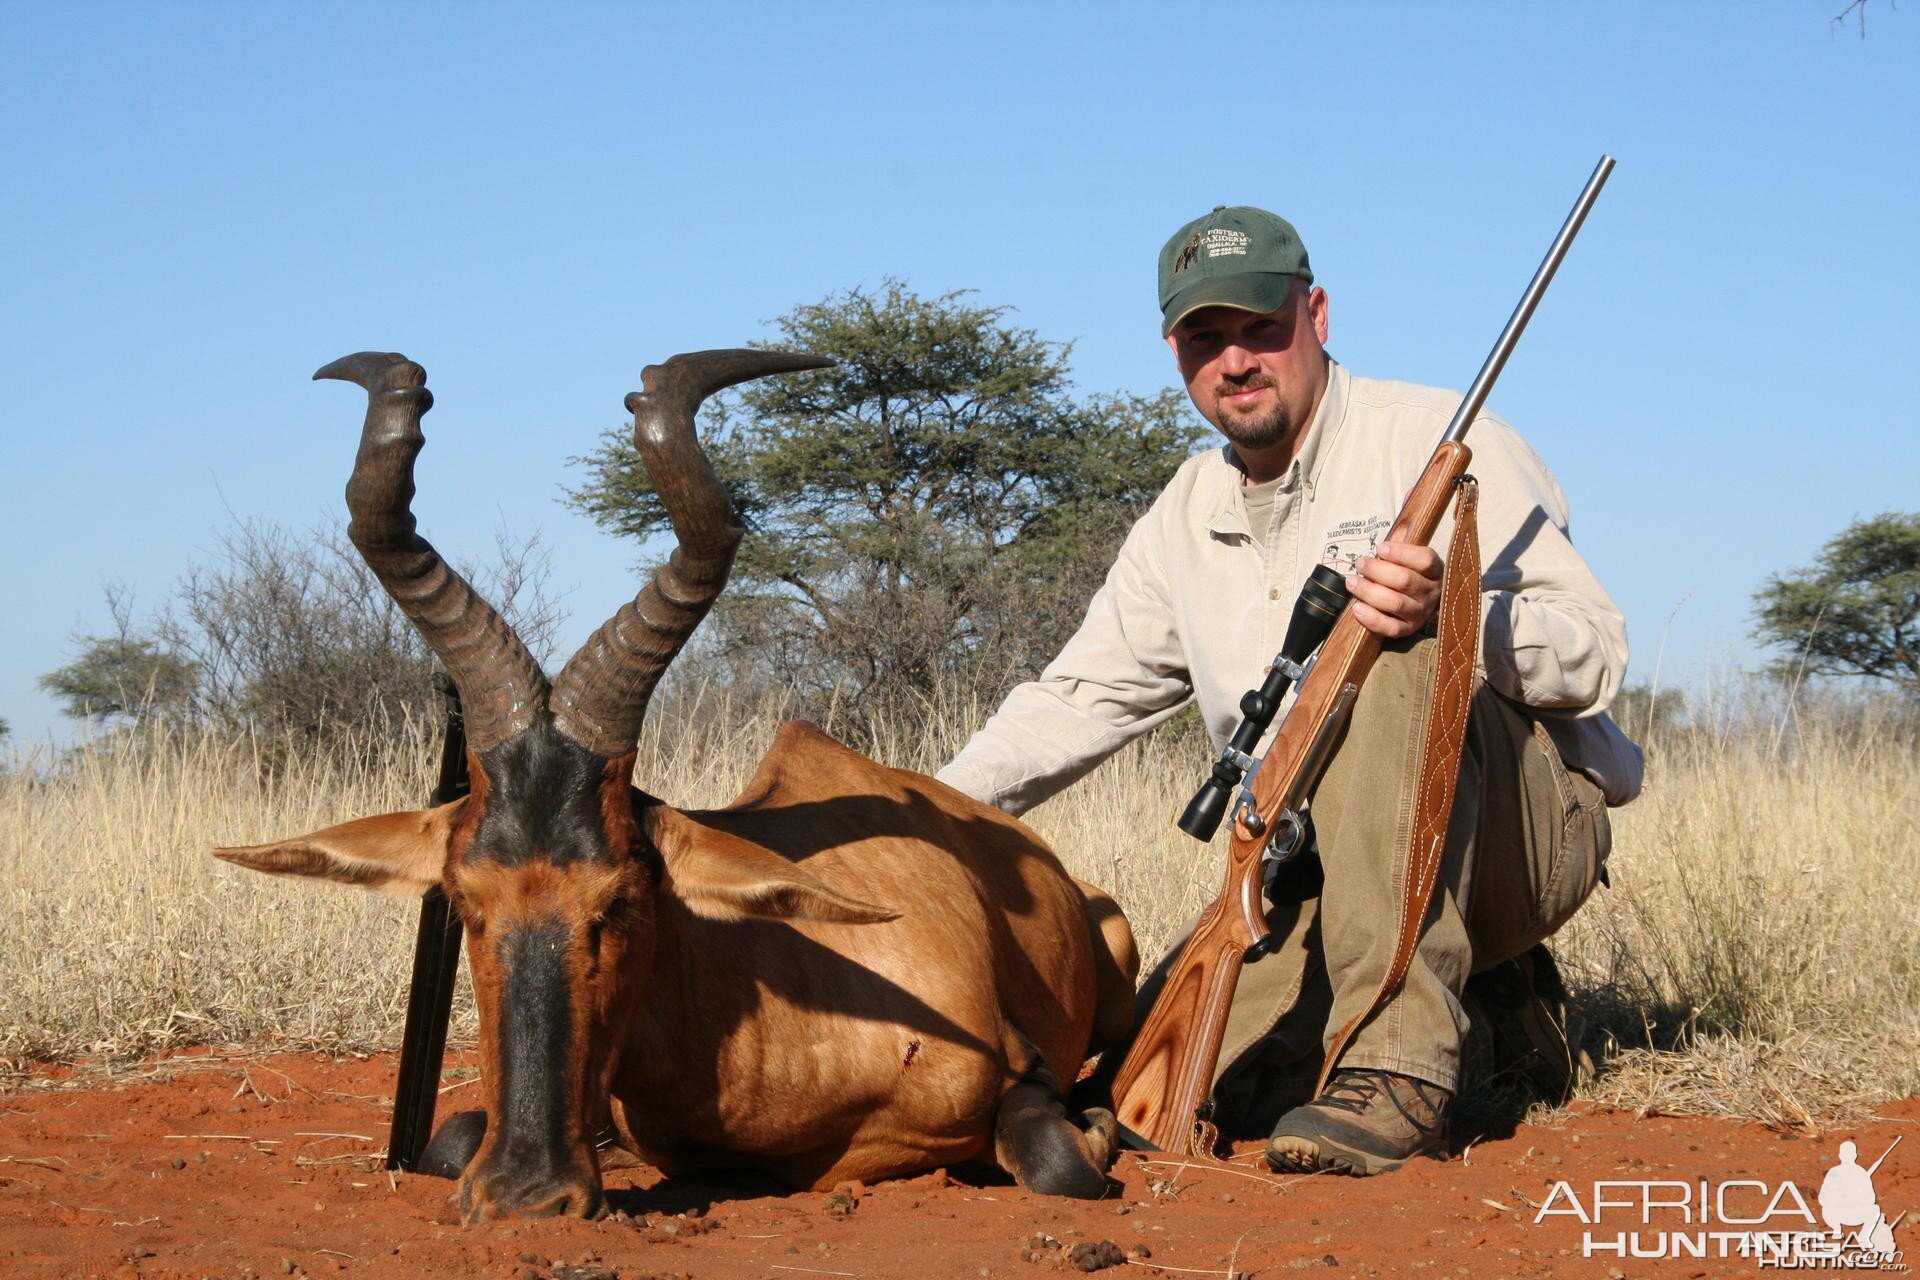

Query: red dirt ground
<box><xmin>1</xmin><ymin>1049</ymin><xmax>1913</xmax><ymax>1279</ymax></box>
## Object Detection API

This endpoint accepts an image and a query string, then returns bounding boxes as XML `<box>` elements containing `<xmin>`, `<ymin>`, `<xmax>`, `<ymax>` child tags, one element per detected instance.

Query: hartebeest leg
<box><xmin>1074</xmin><ymin>878</ymin><xmax>1141</xmax><ymax>1055</ymax></box>
<box><xmin>992</xmin><ymin>1039</ymin><xmax>1119</xmax><ymax>1199</ymax></box>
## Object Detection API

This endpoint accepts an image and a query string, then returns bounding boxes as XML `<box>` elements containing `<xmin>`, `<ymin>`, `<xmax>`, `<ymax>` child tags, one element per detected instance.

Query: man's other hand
<box><xmin>1347</xmin><ymin>542</ymin><xmax>1442</xmax><ymax>638</ymax></box>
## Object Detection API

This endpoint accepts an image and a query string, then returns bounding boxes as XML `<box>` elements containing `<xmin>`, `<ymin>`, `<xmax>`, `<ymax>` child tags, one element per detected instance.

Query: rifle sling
<box><xmin>1314</xmin><ymin>475</ymin><xmax>1481</xmax><ymax>1096</ymax></box>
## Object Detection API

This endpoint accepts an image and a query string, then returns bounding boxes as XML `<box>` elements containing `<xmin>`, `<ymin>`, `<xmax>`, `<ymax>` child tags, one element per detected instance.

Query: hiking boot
<box><xmin>1461</xmin><ymin>942</ymin><xmax>1575</xmax><ymax>1105</ymax></box>
<box><xmin>1265</xmin><ymin>1068</ymin><xmax>1450</xmax><ymax>1176</ymax></box>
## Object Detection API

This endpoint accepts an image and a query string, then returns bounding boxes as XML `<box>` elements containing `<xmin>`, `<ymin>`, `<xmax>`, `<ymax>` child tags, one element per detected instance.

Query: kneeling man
<box><xmin>937</xmin><ymin>205</ymin><xmax>1642</xmax><ymax>1175</ymax></box>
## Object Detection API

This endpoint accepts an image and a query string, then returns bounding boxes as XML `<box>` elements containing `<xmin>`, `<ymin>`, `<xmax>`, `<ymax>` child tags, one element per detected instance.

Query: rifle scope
<box><xmin>1177</xmin><ymin>564</ymin><xmax>1351</xmax><ymax>841</ymax></box>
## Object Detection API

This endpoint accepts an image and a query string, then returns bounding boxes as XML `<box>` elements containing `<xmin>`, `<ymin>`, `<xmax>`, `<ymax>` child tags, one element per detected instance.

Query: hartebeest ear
<box><xmin>211</xmin><ymin>799</ymin><xmax>464</xmax><ymax>897</ymax></box>
<box><xmin>648</xmin><ymin>810</ymin><xmax>899</xmax><ymax>925</ymax></box>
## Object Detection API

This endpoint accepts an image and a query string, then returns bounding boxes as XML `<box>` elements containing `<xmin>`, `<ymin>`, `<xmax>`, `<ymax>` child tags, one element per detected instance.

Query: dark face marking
<box><xmin>469</xmin><ymin>724</ymin><xmax>616</xmax><ymax>869</ymax></box>
<box><xmin>494</xmin><ymin>922</ymin><xmax>575</xmax><ymax>1172</ymax></box>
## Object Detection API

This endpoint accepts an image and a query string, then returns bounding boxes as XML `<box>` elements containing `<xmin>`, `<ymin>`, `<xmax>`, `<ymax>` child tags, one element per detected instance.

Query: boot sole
<box><xmin>1265</xmin><ymin>1131</ymin><xmax>1445</xmax><ymax>1177</ymax></box>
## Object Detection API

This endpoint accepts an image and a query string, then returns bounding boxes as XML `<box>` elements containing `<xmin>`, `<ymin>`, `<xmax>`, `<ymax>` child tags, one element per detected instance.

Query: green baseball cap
<box><xmin>1158</xmin><ymin>205</ymin><xmax>1313</xmax><ymax>335</ymax></box>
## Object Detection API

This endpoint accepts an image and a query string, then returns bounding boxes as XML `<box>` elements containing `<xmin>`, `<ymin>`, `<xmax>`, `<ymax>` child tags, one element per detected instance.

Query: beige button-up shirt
<box><xmin>937</xmin><ymin>362</ymin><xmax>1644</xmax><ymax>815</ymax></box>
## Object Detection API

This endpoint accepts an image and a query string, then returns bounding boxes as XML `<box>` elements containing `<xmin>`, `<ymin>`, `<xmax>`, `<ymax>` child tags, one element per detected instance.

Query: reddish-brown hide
<box><xmin>213</xmin><ymin>349</ymin><xmax>1137</xmax><ymax>1223</ymax></box>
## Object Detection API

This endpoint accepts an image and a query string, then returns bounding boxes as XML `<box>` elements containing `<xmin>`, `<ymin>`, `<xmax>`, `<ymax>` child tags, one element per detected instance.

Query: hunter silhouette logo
<box><xmin>1820</xmin><ymin>1138</ymin><xmax>1902</xmax><ymax>1259</ymax></box>
<box><xmin>1173</xmin><ymin>233</ymin><xmax>1204</xmax><ymax>274</ymax></box>
<box><xmin>1533</xmin><ymin>1134</ymin><xmax>1907</xmax><ymax>1267</ymax></box>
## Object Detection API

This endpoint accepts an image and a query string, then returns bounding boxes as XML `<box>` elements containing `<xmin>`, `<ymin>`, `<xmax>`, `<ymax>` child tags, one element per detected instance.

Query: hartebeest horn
<box><xmin>318</xmin><ymin>351</ymin><xmax>549</xmax><ymax>752</ymax></box>
<box><xmin>549</xmin><ymin>349</ymin><xmax>831</xmax><ymax>760</ymax></box>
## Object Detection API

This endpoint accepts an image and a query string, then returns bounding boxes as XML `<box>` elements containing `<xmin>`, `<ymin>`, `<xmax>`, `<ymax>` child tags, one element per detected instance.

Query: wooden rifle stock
<box><xmin>1107</xmin><ymin>155</ymin><xmax>1615</xmax><ymax>1154</ymax></box>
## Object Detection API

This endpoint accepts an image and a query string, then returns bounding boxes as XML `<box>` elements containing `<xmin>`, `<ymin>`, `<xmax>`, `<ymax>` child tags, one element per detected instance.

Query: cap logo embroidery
<box><xmin>1173</xmin><ymin>233</ymin><xmax>1204</xmax><ymax>274</ymax></box>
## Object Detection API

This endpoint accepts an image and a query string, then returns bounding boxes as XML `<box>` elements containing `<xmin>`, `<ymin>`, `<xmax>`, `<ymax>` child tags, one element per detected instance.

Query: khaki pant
<box><xmin>1145</xmin><ymin>635</ymin><xmax>1611</xmax><ymax>1136</ymax></box>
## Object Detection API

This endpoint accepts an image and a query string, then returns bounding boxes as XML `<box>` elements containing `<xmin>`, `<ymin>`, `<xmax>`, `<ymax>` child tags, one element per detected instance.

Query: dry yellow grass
<box><xmin>2</xmin><ymin>684</ymin><xmax>1913</xmax><ymax>1125</ymax></box>
<box><xmin>1553</xmin><ymin>691</ymin><xmax>1920</xmax><ymax>1123</ymax></box>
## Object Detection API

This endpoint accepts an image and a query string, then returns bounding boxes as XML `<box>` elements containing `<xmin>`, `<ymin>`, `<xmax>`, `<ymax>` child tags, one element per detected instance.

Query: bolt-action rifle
<box><xmin>1107</xmin><ymin>156</ymin><xmax>1616</xmax><ymax>1154</ymax></box>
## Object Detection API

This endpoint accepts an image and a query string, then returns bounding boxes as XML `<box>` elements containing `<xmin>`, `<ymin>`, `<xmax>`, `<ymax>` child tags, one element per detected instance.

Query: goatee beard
<box><xmin>1216</xmin><ymin>383</ymin><xmax>1294</xmax><ymax>451</ymax></box>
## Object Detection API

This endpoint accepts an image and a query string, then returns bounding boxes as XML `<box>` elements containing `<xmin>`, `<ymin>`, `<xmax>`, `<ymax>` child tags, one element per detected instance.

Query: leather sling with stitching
<box><xmin>1313</xmin><ymin>474</ymin><xmax>1481</xmax><ymax>1097</ymax></box>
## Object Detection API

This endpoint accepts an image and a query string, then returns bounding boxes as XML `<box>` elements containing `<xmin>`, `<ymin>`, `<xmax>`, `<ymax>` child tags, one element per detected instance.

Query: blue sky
<box><xmin>2</xmin><ymin>2</ymin><xmax>1914</xmax><ymax>743</ymax></box>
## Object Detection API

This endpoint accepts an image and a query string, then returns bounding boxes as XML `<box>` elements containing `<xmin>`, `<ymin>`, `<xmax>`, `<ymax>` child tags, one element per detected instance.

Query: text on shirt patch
<box><xmin>1321</xmin><ymin>515</ymin><xmax>1391</xmax><ymax>574</ymax></box>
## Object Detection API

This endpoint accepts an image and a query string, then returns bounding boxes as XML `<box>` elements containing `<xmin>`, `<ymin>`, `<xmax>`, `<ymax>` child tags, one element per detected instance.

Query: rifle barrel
<box><xmin>1442</xmin><ymin>155</ymin><xmax>1614</xmax><ymax>446</ymax></box>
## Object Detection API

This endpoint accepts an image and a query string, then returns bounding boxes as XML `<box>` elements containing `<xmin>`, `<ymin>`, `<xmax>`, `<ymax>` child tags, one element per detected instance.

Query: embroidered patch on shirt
<box><xmin>1321</xmin><ymin>515</ymin><xmax>1390</xmax><ymax>574</ymax></box>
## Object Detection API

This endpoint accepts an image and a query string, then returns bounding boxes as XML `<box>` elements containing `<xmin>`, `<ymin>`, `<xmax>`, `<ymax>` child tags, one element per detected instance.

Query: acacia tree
<box><xmin>39</xmin><ymin>588</ymin><xmax>199</xmax><ymax>725</ymax></box>
<box><xmin>1752</xmin><ymin>511</ymin><xmax>1920</xmax><ymax>699</ymax></box>
<box><xmin>568</xmin><ymin>280</ymin><xmax>1206</xmax><ymax>713</ymax></box>
<box><xmin>38</xmin><ymin>635</ymin><xmax>198</xmax><ymax>723</ymax></box>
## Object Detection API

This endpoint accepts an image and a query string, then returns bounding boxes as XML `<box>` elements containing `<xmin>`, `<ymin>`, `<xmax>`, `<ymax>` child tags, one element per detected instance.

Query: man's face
<box><xmin>1166</xmin><ymin>284</ymin><xmax>1330</xmax><ymax>455</ymax></box>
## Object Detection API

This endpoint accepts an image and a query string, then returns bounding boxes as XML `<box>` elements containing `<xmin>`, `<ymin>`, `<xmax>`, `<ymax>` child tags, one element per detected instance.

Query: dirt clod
<box><xmin>1020</xmin><ymin>1232</ymin><xmax>1064</xmax><ymax>1264</ymax></box>
<box><xmin>551</xmin><ymin>1266</ymin><xmax>619</xmax><ymax>1280</ymax></box>
<box><xmin>1067</xmin><ymin>1240</ymin><xmax>1126</xmax><ymax>1272</ymax></box>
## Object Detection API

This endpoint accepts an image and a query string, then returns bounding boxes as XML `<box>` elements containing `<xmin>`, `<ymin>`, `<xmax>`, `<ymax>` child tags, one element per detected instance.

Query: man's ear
<box><xmin>1307</xmin><ymin>284</ymin><xmax>1329</xmax><ymax>344</ymax></box>
<box><xmin>212</xmin><ymin>798</ymin><xmax>464</xmax><ymax>897</ymax></box>
<box><xmin>645</xmin><ymin>808</ymin><xmax>899</xmax><ymax>925</ymax></box>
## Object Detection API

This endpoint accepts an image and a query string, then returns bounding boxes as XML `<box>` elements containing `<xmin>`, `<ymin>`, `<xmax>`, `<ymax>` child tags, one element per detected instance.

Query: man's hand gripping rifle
<box><xmin>1106</xmin><ymin>156</ymin><xmax>1617</xmax><ymax>1156</ymax></box>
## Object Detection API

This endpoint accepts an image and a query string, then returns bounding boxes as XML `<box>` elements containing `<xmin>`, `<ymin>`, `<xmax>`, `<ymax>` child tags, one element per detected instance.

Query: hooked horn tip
<box><xmin>636</xmin><ymin>349</ymin><xmax>834</xmax><ymax>405</ymax></box>
<box><xmin>313</xmin><ymin>351</ymin><xmax>425</xmax><ymax>391</ymax></box>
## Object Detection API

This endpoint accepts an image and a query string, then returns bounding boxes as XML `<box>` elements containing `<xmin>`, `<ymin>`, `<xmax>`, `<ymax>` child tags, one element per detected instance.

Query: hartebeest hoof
<box><xmin>993</xmin><ymin>1079</ymin><xmax>1118</xmax><ymax>1199</ymax></box>
<box><xmin>417</xmin><ymin>1109</ymin><xmax>487</xmax><ymax>1180</ymax></box>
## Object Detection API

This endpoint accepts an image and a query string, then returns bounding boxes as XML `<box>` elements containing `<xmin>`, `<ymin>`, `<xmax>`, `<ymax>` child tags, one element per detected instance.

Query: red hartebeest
<box><xmin>214</xmin><ymin>349</ymin><xmax>1138</xmax><ymax>1222</ymax></box>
